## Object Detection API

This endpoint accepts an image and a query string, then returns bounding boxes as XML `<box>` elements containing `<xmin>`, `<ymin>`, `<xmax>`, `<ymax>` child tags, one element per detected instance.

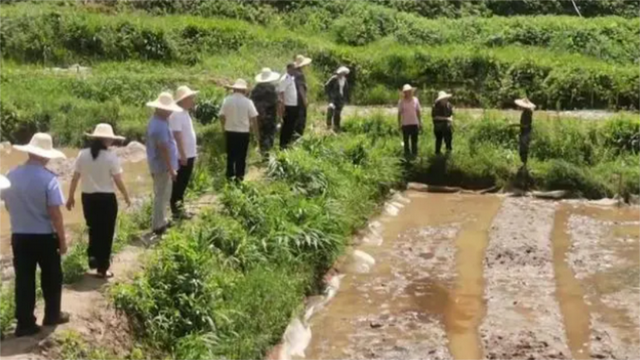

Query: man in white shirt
<box><xmin>219</xmin><ymin>79</ymin><xmax>259</xmax><ymax>182</ymax></box>
<box><xmin>278</xmin><ymin>63</ymin><xmax>298</xmax><ymax>149</ymax></box>
<box><xmin>169</xmin><ymin>86</ymin><xmax>199</xmax><ymax>219</ymax></box>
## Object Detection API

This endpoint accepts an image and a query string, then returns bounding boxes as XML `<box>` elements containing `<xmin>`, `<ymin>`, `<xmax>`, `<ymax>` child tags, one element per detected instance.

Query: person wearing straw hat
<box><xmin>513</xmin><ymin>98</ymin><xmax>536</xmax><ymax>166</ymax></box>
<box><xmin>0</xmin><ymin>174</ymin><xmax>10</xmax><ymax>191</ymax></box>
<box><xmin>1</xmin><ymin>133</ymin><xmax>70</xmax><ymax>336</ymax></box>
<box><xmin>169</xmin><ymin>86</ymin><xmax>199</xmax><ymax>220</ymax></box>
<box><xmin>397</xmin><ymin>84</ymin><xmax>422</xmax><ymax>159</ymax></box>
<box><xmin>324</xmin><ymin>66</ymin><xmax>350</xmax><ymax>132</ymax></box>
<box><xmin>292</xmin><ymin>54</ymin><xmax>312</xmax><ymax>139</ymax></box>
<box><xmin>219</xmin><ymin>79</ymin><xmax>259</xmax><ymax>181</ymax></box>
<box><xmin>250</xmin><ymin>68</ymin><xmax>280</xmax><ymax>159</ymax></box>
<box><xmin>278</xmin><ymin>63</ymin><xmax>299</xmax><ymax>149</ymax></box>
<box><xmin>145</xmin><ymin>92</ymin><xmax>182</xmax><ymax>235</ymax></box>
<box><xmin>66</xmin><ymin>124</ymin><xmax>131</xmax><ymax>279</ymax></box>
<box><xmin>431</xmin><ymin>91</ymin><xmax>454</xmax><ymax>155</ymax></box>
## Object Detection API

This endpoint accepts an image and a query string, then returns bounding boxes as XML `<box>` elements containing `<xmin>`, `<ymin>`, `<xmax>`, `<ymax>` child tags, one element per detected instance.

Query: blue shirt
<box><xmin>1</xmin><ymin>163</ymin><xmax>65</xmax><ymax>234</ymax></box>
<box><xmin>146</xmin><ymin>115</ymin><xmax>178</xmax><ymax>174</ymax></box>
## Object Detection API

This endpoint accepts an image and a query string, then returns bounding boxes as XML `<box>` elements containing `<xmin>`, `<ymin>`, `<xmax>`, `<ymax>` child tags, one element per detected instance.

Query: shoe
<box><xmin>97</xmin><ymin>270</ymin><xmax>114</xmax><ymax>279</ymax></box>
<box><xmin>43</xmin><ymin>311</ymin><xmax>71</xmax><ymax>326</ymax></box>
<box><xmin>153</xmin><ymin>226</ymin><xmax>166</xmax><ymax>236</ymax></box>
<box><xmin>173</xmin><ymin>212</ymin><xmax>193</xmax><ymax>221</ymax></box>
<box><xmin>15</xmin><ymin>324</ymin><xmax>41</xmax><ymax>337</ymax></box>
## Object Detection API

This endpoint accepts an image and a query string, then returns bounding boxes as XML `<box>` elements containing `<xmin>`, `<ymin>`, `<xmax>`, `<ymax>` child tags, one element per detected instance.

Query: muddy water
<box><xmin>0</xmin><ymin>146</ymin><xmax>152</xmax><ymax>257</ymax></box>
<box><xmin>301</xmin><ymin>192</ymin><xmax>502</xmax><ymax>359</ymax></box>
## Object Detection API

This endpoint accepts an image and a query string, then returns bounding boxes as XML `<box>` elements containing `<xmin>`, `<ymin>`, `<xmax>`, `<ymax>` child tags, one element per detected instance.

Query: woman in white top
<box><xmin>66</xmin><ymin>124</ymin><xmax>131</xmax><ymax>278</ymax></box>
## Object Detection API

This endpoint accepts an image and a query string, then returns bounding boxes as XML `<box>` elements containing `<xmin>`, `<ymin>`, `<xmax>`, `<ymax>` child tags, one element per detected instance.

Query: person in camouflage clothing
<box><xmin>250</xmin><ymin>68</ymin><xmax>281</xmax><ymax>159</ymax></box>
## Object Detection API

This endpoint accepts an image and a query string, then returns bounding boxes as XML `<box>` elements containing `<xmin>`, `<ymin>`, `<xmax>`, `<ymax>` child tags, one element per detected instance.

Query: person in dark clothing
<box><xmin>514</xmin><ymin>98</ymin><xmax>536</xmax><ymax>166</ymax></box>
<box><xmin>325</xmin><ymin>66</ymin><xmax>350</xmax><ymax>132</ymax></box>
<box><xmin>251</xmin><ymin>68</ymin><xmax>280</xmax><ymax>159</ymax></box>
<box><xmin>292</xmin><ymin>54</ymin><xmax>312</xmax><ymax>139</ymax></box>
<box><xmin>278</xmin><ymin>63</ymin><xmax>299</xmax><ymax>149</ymax></box>
<box><xmin>431</xmin><ymin>91</ymin><xmax>454</xmax><ymax>155</ymax></box>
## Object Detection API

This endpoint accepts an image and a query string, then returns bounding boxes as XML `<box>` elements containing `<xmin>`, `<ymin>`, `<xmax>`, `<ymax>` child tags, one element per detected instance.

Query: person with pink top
<box><xmin>397</xmin><ymin>84</ymin><xmax>422</xmax><ymax>158</ymax></box>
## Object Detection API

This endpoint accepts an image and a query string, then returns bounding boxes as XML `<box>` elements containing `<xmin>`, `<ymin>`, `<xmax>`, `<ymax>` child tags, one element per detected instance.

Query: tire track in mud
<box><xmin>481</xmin><ymin>197</ymin><xmax>571</xmax><ymax>359</ymax></box>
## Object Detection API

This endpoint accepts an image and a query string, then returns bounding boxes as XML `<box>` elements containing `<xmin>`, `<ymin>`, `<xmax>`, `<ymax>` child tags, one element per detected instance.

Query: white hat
<box><xmin>294</xmin><ymin>54</ymin><xmax>312</xmax><ymax>68</ymax></box>
<box><xmin>146</xmin><ymin>92</ymin><xmax>183</xmax><ymax>112</ymax></box>
<box><xmin>255</xmin><ymin>68</ymin><xmax>281</xmax><ymax>83</ymax></box>
<box><xmin>402</xmin><ymin>84</ymin><xmax>415</xmax><ymax>92</ymax></box>
<box><xmin>515</xmin><ymin>98</ymin><xmax>536</xmax><ymax>110</ymax></box>
<box><xmin>336</xmin><ymin>66</ymin><xmax>350</xmax><ymax>75</ymax></box>
<box><xmin>86</xmin><ymin>123</ymin><xmax>125</xmax><ymax>140</ymax></box>
<box><xmin>435</xmin><ymin>91</ymin><xmax>453</xmax><ymax>103</ymax></box>
<box><xmin>175</xmin><ymin>86</ymin><xmax>199</xmax><ymax>102</ymax></box>
<box><xmin>0</xmin><ymin>175</ymin><xmax>10</xmax><ymax>190</ymax></box>
<box><xmin>13</xmin><ymin>133</ymin><xmax>66</xmax><ymax>159</ymax></box>
<box><xmin>227</xmin><ymin>78</ymin><xmax>248</xmax><ymax>90</ymax></box>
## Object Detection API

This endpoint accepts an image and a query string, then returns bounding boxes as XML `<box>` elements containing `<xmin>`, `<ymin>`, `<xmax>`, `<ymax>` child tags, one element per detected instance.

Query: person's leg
<box><xmin>170</xmin><ymin>162</ymin><xmax>188</xmax><ymax>216</ymax></box>
<box><xmin>434</xmin><ymin>124</ymin><xmax>444</xmax><ymax>155</ymax></box>
<box><xmin>12</xmin><ymin>235</ymin><xmax>38</xmax><ymax>333</ymax></box>
<box><xmin>225</xmin><ymin>131</ymin><xmax>235</xmax><ymax>180</ymax></box>
<box><xmin>444</xmin><ymin>124</ymin><xmax>453</xmax><ymax>152</ymax></box>
<box><xmin>152</xmin><ymin>172</ymin><xmax>170</xmax><ymax>231</ymax></box>
<box><xmin>81</xmin><ymin>193</ymin><xmax>97</xmax><ymax>270</ymax></box>
<box><xmin>411</xmin><ymin>125</ymin><xmax>419</xmax><ymax>157</ymax></box>
<box><xmin>236</xmin><ymin>133</ymin><xmax>250</xmax><ymax>181</ymax></box>
<box><xmin>402</xmin><ymin>126</ymin><xmax>411</xmax><ymax>157</ymax></box>
<box><xmin>38</xmin><ymin>234</ymin><xmax>63</xmax><ymax>324</ymax></box>
<box><xmin>96</xmin><ymin>194</ymin><xmax>118</xmax><ymax>274</ymax></box>
<box><xmin>259</xmin><ymin>116</ymin><xmax>276</xmax><ymax>158</ymax></box>
<box><xmin>519</xmin><ymin>132</ymin><xmax>530</xmax><ymax>165</ymax></box>
<box><xmin>334</xmin><ymin>102</ymin><xmax>344</xmax><ymax>132</ymax></box>
<box><xmin>294</xmin><ymin>105</ymin><xmax>307</xmax><ymax>139</ymax></box>
<box><xmin>280</xmin><ymin>107</ymin><xmax>297</xmax><ymax>149</ymax></box>
<box><xmin>326</xmin><ymin>105</ymin><xmax>334</xmax><ymax>129</ymax></box>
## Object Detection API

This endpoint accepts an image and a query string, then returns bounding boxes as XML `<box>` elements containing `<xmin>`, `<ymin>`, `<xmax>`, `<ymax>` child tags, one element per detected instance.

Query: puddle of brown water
<box><xmin>0</xmin><ymin>148</ymin><xmax>152</xmax><ymax>257</ymax></box>
<box><xmin>303</xmin><ymin>192</ymin><xmax>502</xmax><ymax>359</ymax></box>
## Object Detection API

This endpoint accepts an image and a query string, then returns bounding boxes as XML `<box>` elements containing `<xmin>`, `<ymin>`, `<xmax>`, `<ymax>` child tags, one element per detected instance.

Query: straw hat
<box><xmin>514</xmin><ymin>98</ymin><xmax>536</xmax><ymax>110</ymax></box>
<box><xmin>0</xmin><ymin>175</ymin><xmax>10</xmax><ymax>190</ymax></box>
<box><xmin>336</xmin><ymin>66</ymin><xmax>350</xmax><ymax>75</ymax></box>
<box><xmin>13</xmin><ymin>133</ymin><xmax>66</xmax><ymax>159</ymax></box>
<box><xmin>294</xmin><ymin>54</ymin><xmax>312</xmax><ymax>68</ymax></box>
<box><xmin>146</xmin><ymin>92</ymin><xmax>183</xmax><ymax>112</ymax></box>
<box><xmin>175</xmin><ymin>86</ymin><xmax>199</xmax><ymax>102</ymax></box>
<box><xmin>227</xmin><ymin>78</ymin><xmax>248</xmax><ymax>90</ymax></box>
<box><xmin>255</xmin><ymin>68</ymin><xmax>281</xmax><ymax>83</ymax></box>
<box><xmin>402</xmin><ymin>84</ymin><xmax>415</xmax><ymax>92</ymax></box>
<box><xmin>86</xmin><ymin>123</ymin><xmax>125</xmax><ymax>141</ymax></box>
<box><xmin>435</xmin><ymin>91</ymin><xmax>453</xmax><ymax>103</ymax></box>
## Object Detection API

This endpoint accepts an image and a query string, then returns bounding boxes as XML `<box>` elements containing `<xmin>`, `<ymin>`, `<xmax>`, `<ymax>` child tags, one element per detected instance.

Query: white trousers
<box><xmin>152</xmin><ymin>172</ymin><xmax>172</xmax><ymax>231</ymax></box>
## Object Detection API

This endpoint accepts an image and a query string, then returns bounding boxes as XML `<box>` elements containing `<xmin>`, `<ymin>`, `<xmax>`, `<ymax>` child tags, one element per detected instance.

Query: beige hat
<box><xmin>435</xmin><ymin>91</ymin><xmax>453</xmax><ymax>103</ymax></box>
<box><xmin>13</xmin><ymin>133</ymin><xmax>66</xmax><ymax>159</ymax></box>
<box><xmin>336</xmin><ymin>66</ymin><xmax>350</xmax><ymax>75</ymax></box>
<box><xmin>86</xmin><ymin>123</ymin><xmax>125</xmax><ymax>140</ymax></box>
<box><xmin>402</xmin><ymin>84</ymin><xmax>415</xmax><ymax>92</ymax></box>
<box><xmin>0</xmin><ymin>174</ymin><xmax>10</xmax><ymax>191</ymax></box>
<box><xmin>515</xmin><ymin>98</ymin><xmax>536</xmax><ymax>110</ymax></box>
<box><xmin>227</xmin><ymin>78</ymin><xmax>248</xmax><ymax>90</ymax></box>
<box><xmin>175</xmin><ymin>86</ymin><xmax>199</xmax><ymax>102</ymax></box>
<box><xmin>255</xmin><ymin>68</ymin><xmax>281</xmax><ymax>83</ymax></box>
<box><xmin>294</xmin><ymin>54</ymin><xmax>312</xmax><ymax>68</ymax></box>
<box><xmin>146</xmin><ymin>92</ymin><xmax>183</xmax><ymax>112</ymax></box>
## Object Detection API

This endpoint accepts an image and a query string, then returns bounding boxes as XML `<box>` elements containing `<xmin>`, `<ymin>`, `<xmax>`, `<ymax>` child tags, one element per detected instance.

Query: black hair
<box><xmin>90</xmin><ymin>138</ymin><xmax>107</xmax><ymax>160</ymax></box>
<box><xmin>286</xmin><ymin>63</ymin><xmax>295</xmax><ymax>70</ymax></box>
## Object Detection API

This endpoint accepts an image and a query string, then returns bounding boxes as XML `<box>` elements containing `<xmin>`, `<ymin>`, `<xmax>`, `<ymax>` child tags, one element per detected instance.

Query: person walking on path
<box><xmin>219</xmin><ymin>79</ymin><xmax>259</xmax><ymax>182</ymax></box>
<box><xmin>169</xmin><ymin>86</ymin><xmax>199</xmax><ymax>220</ymax></box>
<box><xmin>514</xmin><ymin>98</ymin><xmax>536</xmax><ymax>167</ymax></box>
<box><xmin>1</xmin><ymin>133</ymin><xmax>70</xmax><ymax>337</ymax></box>
<box><xmin>66</xmin><ymin>124</ymin><xmax>131</xmax><ymax>279</ymax></box>
<box><xmin>251</xmin><ymin>68</ymin><xmax>280</xmax><ymax>159</ymax></box>
<box><xmin>278</xmin><ymin>63</ymin><xmax>299</xmax><ymax>149</ymax></box>
<box><xmin>325</xmin><ymin>66</ymin><xmax>350</xmax><ymax>132</ymax></box>
<box><xmin>431</xmin><ymin>91</ymin><xmax>454</xmax><ymax>155</ymax></box>
<box><xmin>145</xmin><ymin>92</ymin><xmax>182</xmax><ymax>236</ymax></box>
<box><xmin>397</xmin><ymin>84</ymin><xmax>422</xmax><ymax>159</ymax></box>
<box><xmin>292</xmin><ymin>54</ymin><xmax>312</xmax><ymax>139</ymax></box>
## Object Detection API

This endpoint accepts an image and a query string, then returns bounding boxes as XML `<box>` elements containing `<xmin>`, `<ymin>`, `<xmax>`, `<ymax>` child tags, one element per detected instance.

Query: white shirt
<box><xmin>169</xmin><ymin>110</ymin><xmax>197</xmax><ymax>158</ymax></box>
<box><xmin>338</xmin><ymin>77</ymin><xmax>346</xmax><ymax>96</ymax></box>
<box><xmin>219</xmin><ymin>93</ymin><xmax>259</xmax><ymax>133</ymax></box>
<box><xmin>74</xmin><ymin>148</ymin><xmax>122</xmax><ymax>194</ymax></box>
<box><xmin>278</xmin><ymin>74</ymin><xmax>298</xmax><ymax>106</ymax></box>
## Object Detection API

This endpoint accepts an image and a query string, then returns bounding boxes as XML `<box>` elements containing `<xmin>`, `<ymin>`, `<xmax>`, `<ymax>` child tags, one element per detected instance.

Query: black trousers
<box><xmin>326</xmin><ymin>101</ymin><xmax>344</xmax><ymax>131</ymax></box>
<box><xmin>82</xmin><ymin>192</ymin><xmax>118</xmax><ymax>272</ymax></box>
<box><xmin>171</xmin><ymin>157</ymin><xmax>195</xmax><ymax>215</ymax></box>
<box><xmin>12</xmin><ymin>234</ymin><xmax>63</xmax><ymax>329</ymax></box>
<box><xmin>225</xmin><ymin>131</ymin><xmax>250</xmax><ymax>181</ymax></box>
<box><xmin>402</xmin><ymin>125</ymin><xmax>419</xmax><ymax>157</ymax></box>
<box><xmin>280</xmin><ymin>106</ymin><xmax>298</xmax><ymax>149</ymax></box>
<box><xmin>293</xmin><ymin>104</ymin><xmax>307</xmax><ymax>140</ymax></box>
<box><xmin>434</xmin><ymin>121</ymin><xmax>453</xmax><ymax>154</ymax></box>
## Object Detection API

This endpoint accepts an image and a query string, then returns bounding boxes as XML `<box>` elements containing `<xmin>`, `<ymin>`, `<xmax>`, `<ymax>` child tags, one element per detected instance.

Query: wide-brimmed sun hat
<box><xmin>294</xmin><ymin>54</ymin><xmax>312</xmax><ymax>68</ymax></box>
<box><xmin>175</xmin><ymin>86</ymin><xmax>199</xmax><ymax>102</ymax></box>
<box><xmin>435</xmin><ymin>91</ymin><xmax>453</xmax><ymax>103</ymax></box>
<box><xmin>86</xmin><ymin>123</ymin><xmax>125</xmax><ymax>141</ymax></box>
<box><xmin>226</xmin><ymin>78</ymin><xmax>248</xmax><ymax>90</ymax></box>
<box><xmin>255</xmin><ymin>68</ymin><xmax>281</xmax><ymax>83</ymax></box>
<box><xmin>402</xmin><ymin>84</ymin><xmax>416</xmax><ymax>92</ymax></box>
<box><xmin>336</xmin><ymin>66</ymin><xmax>350</xmax><ymax>75</ymax></box>
<box><xmin>0</xmin><ymin>175</ymin><xmax>10</xmax><ymax>190</ymax></box>
<box><xmin>146</xmin><ymin>92</ymin><xmax>183</xmax><ymax>112</ymax></box>
<box><xmin>515</xmin><ymin>98</ymin><xmax>536</xmax><ymax>110</ymax></box>
<box><xmin>13</xmin><ymin>133</ymin><xmax>66</xmax><ymax>159</ymax></box>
